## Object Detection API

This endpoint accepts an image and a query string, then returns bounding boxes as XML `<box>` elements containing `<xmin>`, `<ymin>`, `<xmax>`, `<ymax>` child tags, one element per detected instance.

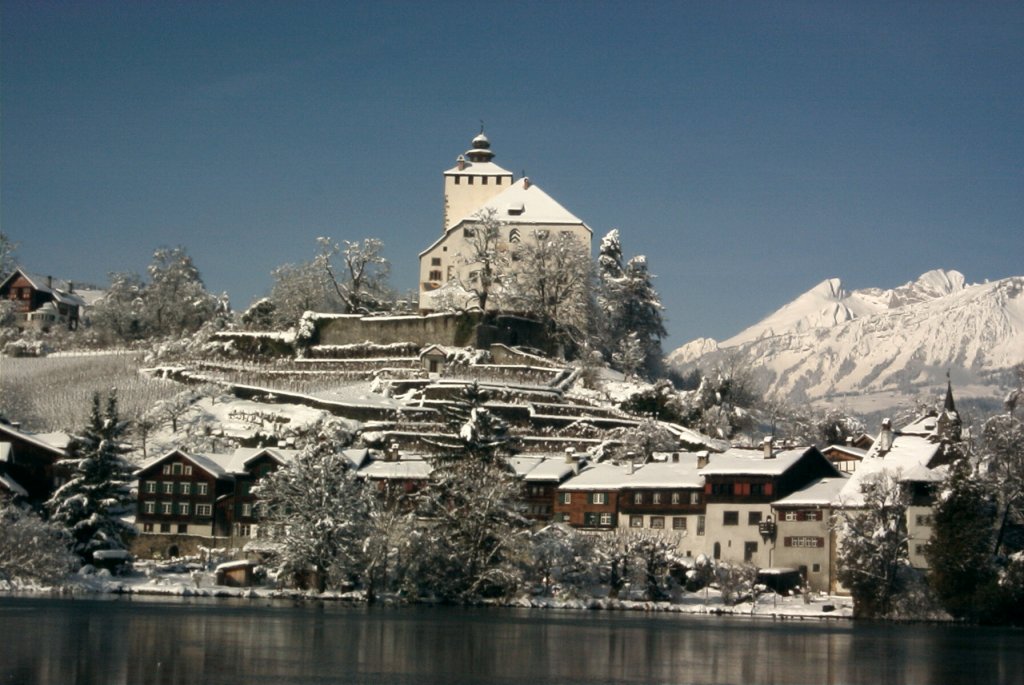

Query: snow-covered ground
<box><xmin>2</xmin><ymin>570</ymin><xmax>854</xmax><ymax>620</ymax></box>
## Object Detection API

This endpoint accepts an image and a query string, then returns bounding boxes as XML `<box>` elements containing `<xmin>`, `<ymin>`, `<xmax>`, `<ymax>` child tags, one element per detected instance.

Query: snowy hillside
<box><xmin>668</xmin><ymin>270</ymin><xmax>1024</xmax><ymax>402</ymax></box>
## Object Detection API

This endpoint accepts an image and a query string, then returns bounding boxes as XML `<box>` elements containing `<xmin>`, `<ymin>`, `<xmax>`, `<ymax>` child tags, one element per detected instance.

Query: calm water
<box><xmin>1</xmin><ymin>596</ymin><xmax>1021</xmax><ymax>685</ymax></box>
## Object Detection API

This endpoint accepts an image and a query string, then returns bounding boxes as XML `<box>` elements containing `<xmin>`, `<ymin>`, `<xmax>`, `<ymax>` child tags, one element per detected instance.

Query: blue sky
<box><xmin>3</xmin><ymin>1</ymin><xmax>1022</xmax><ymax>349</ymax></box>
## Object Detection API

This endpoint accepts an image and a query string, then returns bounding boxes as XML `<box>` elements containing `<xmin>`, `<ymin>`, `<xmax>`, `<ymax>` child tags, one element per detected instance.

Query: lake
<box><xmin>1</xmin><ymin>596</ymin><xmax>1020</xmax><ymax>685</ymax></box>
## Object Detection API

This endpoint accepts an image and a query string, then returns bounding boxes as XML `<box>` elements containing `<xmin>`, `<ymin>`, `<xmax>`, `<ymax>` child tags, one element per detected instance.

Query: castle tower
<box><xmin>442</xmin><ymin>131</ymin><xmax>514</xmax><ymax>230</ymax></box>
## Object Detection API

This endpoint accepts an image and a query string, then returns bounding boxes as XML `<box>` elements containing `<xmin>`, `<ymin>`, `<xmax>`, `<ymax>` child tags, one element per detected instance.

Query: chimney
<box><xmin>878</xmin><ymin>419</ymin><xmax>894</xmax><ymax>453</ymax></box>
<box><xmin>762</xmin><ymin>436</ymin><xmax>774</xmax><ymax>459</ymax></box>
<box><xmin>626</xmin><ymin>451</ymin><xmax>636</xmax><ymax>475</ymax></box>
<box><xmin>697</xmin><ymin>451</ymin><xmax>710</xmax><ymax>469</ymax></box>
<box><xmin>845</xmin><ymin>436</ymin><xmax>853</xmax><ymax>446</ymax></box>
<box><xmin>565</xmin><ymin>447</ymin><xmax>575</xmax><ymax>464</ymax></box>
<box><xmin>522</xmin><ymin>176</ymin><xmax>531</xmax><ymax>189</ymax></box>
<box><xmin>388</xmin><ymin>441</ymin><xmax>401</xmax><ymax>462</ymax></box>
<box><xmin>456</xmin><ymin>155</ymin><xmax>466</xmax><ymax>171</ymax></box>
<box><xmin>67</xmin><ymin>281</ymin><xmax>74</xmax><ymax>293</ymax></box>
<box><xmin>47</xmin><ymin>275</ymin><xmax>53</xmax><ymax>289</ymax></box>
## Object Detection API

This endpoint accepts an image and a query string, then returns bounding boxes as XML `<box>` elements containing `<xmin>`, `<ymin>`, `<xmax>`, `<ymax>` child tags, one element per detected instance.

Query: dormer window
<box><xmin>507</xmin><ymin>203</ymin><xmax>525</xmax><ymax>216</ymax></box>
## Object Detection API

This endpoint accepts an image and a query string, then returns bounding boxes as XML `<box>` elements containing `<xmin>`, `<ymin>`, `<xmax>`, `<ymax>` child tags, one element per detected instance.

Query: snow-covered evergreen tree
<box><xmin>413</xmin><ymin>383</ymin><xmax>528</xmax><ymax>600</ymax></box>
<box><xmin>835</xmin><ymin>471</ymin><xmax>918</xmax><ymax>618</ymax></box>
<box><xmin>46</xmin><ymin>392</ymin><xmax>136</xmax><ymax>565</ymax></box>
<box><xmin>256</xmin><ymin>419</ymin><xmax>371</xmax><ymax>592</ymax></box>
<box><xmin>0</xmin><ymin>503</ymin><xmax>75</xmax><ymax>586</ymax></box>
<box><xmin>926</xmin><ymin>455</ymin><xmax>999</xmax><ymax>621</ymax></box>
<box><xmin>595</xmin><ymin>230</ymin><xmax>666</xmax><ymax>379</ymax></box>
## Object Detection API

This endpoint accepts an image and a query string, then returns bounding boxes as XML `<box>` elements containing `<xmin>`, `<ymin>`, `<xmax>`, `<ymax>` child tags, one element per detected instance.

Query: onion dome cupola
<box><xmin>464</xmin><ymin>131</ymin><xmax>495</xmax><ymax>163</ymax></box>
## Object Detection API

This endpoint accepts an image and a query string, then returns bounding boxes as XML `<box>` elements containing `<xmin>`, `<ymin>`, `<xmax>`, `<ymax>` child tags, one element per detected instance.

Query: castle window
<box><xmin>468</xmin><ymin>177</ymin><xmax>474</xmax><ymax>185</ymax></box>
<box><xmin>481</xmin><ymin>176</ymin><xmax>488</xmax><ymax>185</ymax></box>
<box><xmin>463</xmin><ymin>228</ymin><xmax>475</xmax><ymax>238</ymax></box>
<box><xmin>431</xmin><ymin>257</ymin><xmax>441</xmax><ymax>266</ymax></box>
<box><xmin>495</xmin><ymin>176</ymin><xmax>502</xmax><ymax>185</ymax></box>
<box><xmin>429</xmin><ymin>270</ymin><xmax>442</xmax><ymax>281</ymax></box>
<box><xmin>454</xmin><ymin>177</ymin><xmax>461</xmax><ymax>185</ymax></box>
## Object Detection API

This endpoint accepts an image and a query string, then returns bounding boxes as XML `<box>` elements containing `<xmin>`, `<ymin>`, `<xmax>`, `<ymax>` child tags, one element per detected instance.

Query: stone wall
<box><xmin>317</xmin><ymin>312</ymin><xmax>481</xmax><ymax>347</ymax></box>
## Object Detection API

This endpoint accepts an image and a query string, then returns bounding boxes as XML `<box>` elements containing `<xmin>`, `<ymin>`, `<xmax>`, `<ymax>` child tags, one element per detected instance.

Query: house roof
<box><xmin>821</xmin><ymin>444</ymin><xmax>868</xmax><ymax>459</ymax></box>
<box><xmin>773</xmin><ymin>476</ymin><xmax>848</xmax><ymax>507</ymax></box>
<box><xmin>521</xmin><ymin>456</ymin><xmax>580</xmax><ymax>483</ymax></box>
<box><xmin>0</xmin><ymin>472</ymin><xmax>28</xmax><ymax>497</ymax></box>
<box><xmin>560</xmin><ymin>463</ymin><xmax>630</xmax><ymax>490</ymax></box>
<box><xmin>359</xmin><ymin>457</ymin><xmax>433</xmax><ymax>480</ymax></box>
<box><xmin>835</xmin><ymin>433</ymin><xmax>945</xmax><ymax>506</ymax></box>
<box><xmin>138</xmin><ymin>449</ymin><xmax>233</xmax><ymax>478</ymax></box>
<box><xmin>420</xmin><ymin>178</ymin><xmax>592</xmax><ymax>258</ymax></box>
<box><xmin>1</xmin><ymin>268</ymin><xmax>87</xmax><ymax>307</ymax></box>
<box><xmin>619</xmin><ymin>460</ymin><xmax>705</xmax><ymax>489</ymax></box>
<box><xmin>0</xmin><ymin>424</ymin><xmax>68</xmax><ymax>458</ymax></box>
<box><xmin>700</xmin><ymin>447</ymin><xmax>819</xmax><ymax>477</ymax></box>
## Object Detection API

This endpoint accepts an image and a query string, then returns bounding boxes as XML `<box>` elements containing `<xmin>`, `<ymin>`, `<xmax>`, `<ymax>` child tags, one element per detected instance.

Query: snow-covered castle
<box><xmin>417</xmin><ymin>131</ymin><xmax>592</xmax><ymax>311</ymax></box>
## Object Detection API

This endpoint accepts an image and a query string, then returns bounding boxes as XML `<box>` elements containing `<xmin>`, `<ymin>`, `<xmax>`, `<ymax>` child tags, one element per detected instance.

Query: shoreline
<box><xmin>2</xmin><ymin>575</ymin><xmax>856</xmax><ymax>621</ymax></box>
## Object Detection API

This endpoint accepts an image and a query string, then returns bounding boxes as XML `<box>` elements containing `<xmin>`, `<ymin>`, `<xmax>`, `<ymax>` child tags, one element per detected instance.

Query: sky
<box><xmin>2</xmin><ymin>1</ymin><xmax>1022</xmax><ymax>350</ymax></box>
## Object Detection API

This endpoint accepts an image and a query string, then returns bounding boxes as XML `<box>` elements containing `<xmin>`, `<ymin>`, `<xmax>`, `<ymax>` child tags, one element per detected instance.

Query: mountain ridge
<box><xmin>668</xmin><ymin>269</ymin><xmax>1023</xmax><ymax>403</ymax></box>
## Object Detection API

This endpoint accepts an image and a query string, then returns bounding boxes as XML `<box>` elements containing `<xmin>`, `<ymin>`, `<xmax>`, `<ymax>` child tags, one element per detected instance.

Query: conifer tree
<box><xmin>414</xmin><ymin>383</ymin><xmax>528</xmax><ymax>600</ymax></box>
<box><xmin>47</xmin><ymin>392</ymin><xmax>136</xmax><ymax>565</ymax></box>
<box><xmin>926</xmin><ymin>455</ymin><xmax>998</xmax><ymax>621</ymax></box>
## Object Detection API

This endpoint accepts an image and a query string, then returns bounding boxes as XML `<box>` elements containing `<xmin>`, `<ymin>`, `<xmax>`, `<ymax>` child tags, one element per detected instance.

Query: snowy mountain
<box><xmin>668</xmin><ymin>270</ymin><xmax>1024</xmax><ymax>403</ymax></box>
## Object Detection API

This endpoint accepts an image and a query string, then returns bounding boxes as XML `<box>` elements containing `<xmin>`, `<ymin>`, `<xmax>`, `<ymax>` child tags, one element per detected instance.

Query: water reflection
<box><xmin>2</xmin><ymin>596</ymin><xmax>1020</xmax><ymax>685</ymax></box>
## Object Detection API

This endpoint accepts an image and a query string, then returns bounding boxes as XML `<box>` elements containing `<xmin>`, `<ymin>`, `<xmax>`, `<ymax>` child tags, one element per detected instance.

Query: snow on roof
<box><xmin>773</xmin><ymin>477</ymin><xmax>848</xmax><ymax>507</ymax></box>
<box><xmin>0</xmin><ymin>472</ymin><xmax>28</xmax><ymax>497</ymax></box>
<box><xmin>138</xmin><ymin>449</ymin><xmax>232</xmax><ymax>478</ymax></box>
<box><xmin>822</xmin><ymin>444</ymin><xmax>868</xmax><ymax>459</ymax></box>
<box><xmin>619</xmin><ymin>460</ymin><xmax>704</xmax><ymax>489</ymax></box>
<box><xmin>560</xmin><ymin>463</ymin><xmax>631</xmax><ymax>490</ymax></box>
<box><xmin>359</xmin><ymin>458</ymin><xmax>433</xmax><ymax>480</ymax></box>
<box><xmin>899</xmin><ymin>413</ymin><xmax>939</xmax><ymax>435</ymax></box>
<box><xmin>835</xmin><ymin>433</ymin><xmax>944</xmax><ymax>506</ymax></box>
<box><xmin>92</xmin><ymin>549</ymin><xmax>131</xmax><ymax>561</ymax></box>
<box><xmin>522</xmin><ymin>456</ymin><xmax>580</xmax><ymax>483</ymax></box>
<box><xmin>453</xmin><ymin>178</ymin><xmax>590</xmax><ymax>229</ymax></box>
<box><xmin>215</xmin><ymin>560</ymin><xmax>254</xmax><ymax>571</ymax></box>
<box><xmin>700</xmin><ymin>448</ymin><xmax>814</xmax><ymax>477</ymax></box>
<box><xmin>15</xmin><ymin>270</ymin><xmax>87</xmax><ymax>307</ymax></box>
<box><xmin>0</xmin><ymin>424</ymin><xmax>68</xmax><ymax>457</ymax></box>
<box><xmin>508</xmin><ymin>455</ymin><xmax>543</xmax><ymax>477</ymax></box>
<box><xmin>228</xmin><ymin>447</ymin><xmax>301</xmax><ymax>472</ymax></box>
<box><xmin>443</xmin><ymin>160</ymin><xmax>513</xmax><ymax>176</ymax></box>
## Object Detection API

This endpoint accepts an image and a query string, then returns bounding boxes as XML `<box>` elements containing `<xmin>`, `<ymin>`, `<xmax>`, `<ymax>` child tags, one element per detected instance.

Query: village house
<box><xmin>700</xmin><ymin>440</ymin><xmax>840</xmax><ymax>568</ymax></box>
<box><xmin>0</xmin><ymin>268</ymin><xmax>87</xmax><ymax>331</ymax></box>
<box><xmin>616</xmin><ymin>455</ymin><xmax>707</xmax><ymax>558</ymax></box>
<box><xmin>510</xmin><ymin>452</ymin><xmax>581</xmax><ymax>521</ymax></box>
<box><xmin>0</xmin><ymin>421</ymin><xmax>69</xmax><ymax>505</ymax></box>
<box><xmin>553</xmin><ymin>462</ymin><xmax>625</xmax><ymax>530</ymax></box>
<box><xmin>771</xmin><ymin>476</ymin><xmax>848</xmax><ymax>592</ymax></box>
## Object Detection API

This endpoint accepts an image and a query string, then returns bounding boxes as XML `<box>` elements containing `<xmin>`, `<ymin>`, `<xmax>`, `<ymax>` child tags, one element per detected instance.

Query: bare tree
<box><xmin>455</xmin><ymin>208</ymin><xmax>510</xmax><ymax>314</ymax></box>
<box><xmin>509</xmin><ymin>231</ymin><xmax>594</xmax><ymax>346</ymax></box>
<box><xmin>317</xmin><ymin>237</ymin><xmax>392</xmax><ymax>314</ymax></box>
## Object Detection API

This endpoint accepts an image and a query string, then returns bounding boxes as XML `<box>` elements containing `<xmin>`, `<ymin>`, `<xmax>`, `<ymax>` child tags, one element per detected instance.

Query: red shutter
<box><xmin>705</xmin><ymin>483</ymin><xmax>712</xmax><ymax>494</ymax></box>
<box><xmin>764</xmin><ymin>483</ymin><xmax>773</xmax><ymax>495</ymax></box>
